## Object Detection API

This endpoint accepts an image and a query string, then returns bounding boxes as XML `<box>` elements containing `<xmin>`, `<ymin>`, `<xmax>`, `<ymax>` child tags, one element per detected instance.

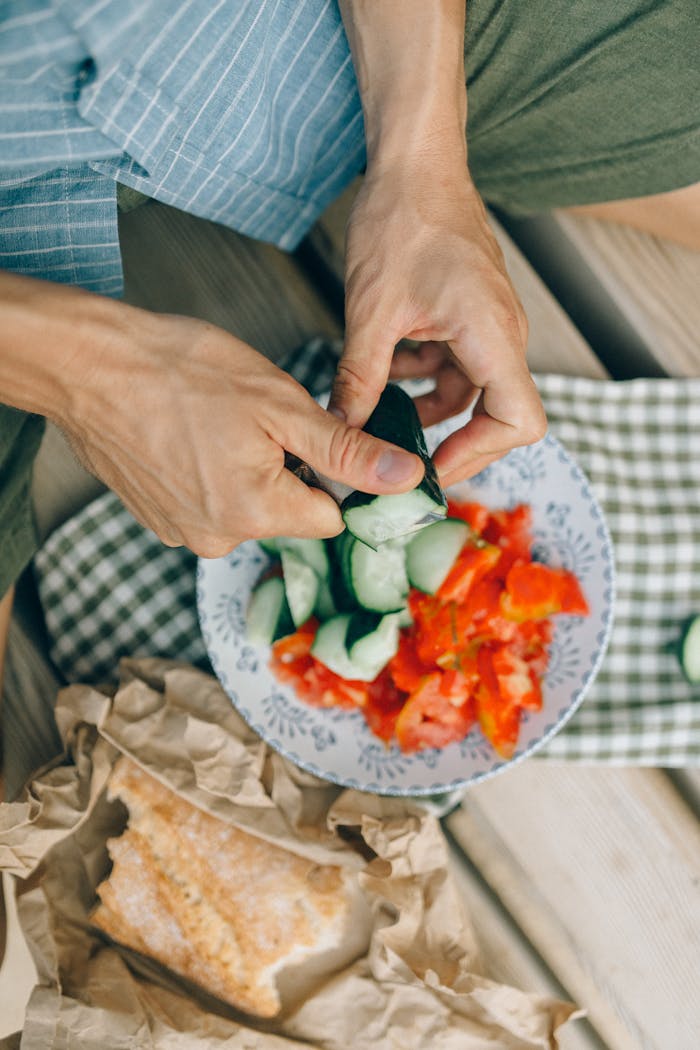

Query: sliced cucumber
<box><xmin>280</xmin><ymin>549</ymin><xmax>319</xmax><ymax>628</ymax></box>
<box><xmin>258</xmin><ymin>536</ymin><xmax>329</xmax><ymax>577</ymax></box>
<box><xmin>246</xmin><ymin>576</ymin><xmax>294</xmax><ymax>646</ymax></box>
<box><xmin>405</xmin><ymin>518</ymin><xmax>471</xmax><ymax>594</ymax></box>
<box><xmin>311</xmin><ymin>614</ymin><xmax>384</xmax><ymax>681</ymax></box>
<box><xmin>346</xmin><ymin>610</ymin><xmax>400</xmax><ymax>670</ymax></box>
<box><xmin>258</xmin><ymin>538</ymin><xmax>281</xmax><ymax>555</ymax></box>
<box><xmin>678</xmin><ymin>614</ymin><xmax>700</xmax><ymax>684</ymax></box>
<box><xmin>314</xmin><ymin>575</ymin><xmax>337</xmax><ymax>621</ymax></box>
<box><xmin>342</xmin><ymin>534</ymin><xmax>409</xmax><ymax>613</ymax></box>
<box><xmin>328</xmin><ymin>531</ymin><xmax>359</xmax><ymax>613</ymax></box>
<box><xmin>340</xmin><ymin>384</ymin><xmax>447</xmax><ymax>548</ymax></box>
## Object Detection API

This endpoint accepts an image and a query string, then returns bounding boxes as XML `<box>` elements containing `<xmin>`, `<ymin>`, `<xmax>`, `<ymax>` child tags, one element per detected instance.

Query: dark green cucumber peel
<box><xmin>677</xmin><ymin>614</ymin><xmax>700</xmax><ymax>684</ymax></box>
<box><xmin>340</xmin><ymin>384</ymin><xmax>447</xmax><ymax>547</ymax></box>
<box><xmin>328</xmin><ymin>531</ymin><xmax>359</xmax><ymax>613</ymax></box>
<box><xmin>345</xmin><ymin>610</ymin><xmax>384</xmax><ymax>652</ymax></box>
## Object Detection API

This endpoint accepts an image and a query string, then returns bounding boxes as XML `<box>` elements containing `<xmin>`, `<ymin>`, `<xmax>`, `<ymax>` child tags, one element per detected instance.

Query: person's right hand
<box><xmin>59</xmin><ymin>312</ymin><xmax>425</xmax><ymax>557</ymax></box>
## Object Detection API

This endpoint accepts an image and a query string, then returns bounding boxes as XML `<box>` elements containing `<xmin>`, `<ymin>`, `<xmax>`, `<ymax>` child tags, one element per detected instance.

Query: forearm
<box><xmin>0</xmin><ymin>271</ymin><xmax>146</xmax><ymax>427</ymax></box>
<box><xmin>338</xmin><ymin>0</ymin><xmax>467</xmax><ymax>168</ymax></box>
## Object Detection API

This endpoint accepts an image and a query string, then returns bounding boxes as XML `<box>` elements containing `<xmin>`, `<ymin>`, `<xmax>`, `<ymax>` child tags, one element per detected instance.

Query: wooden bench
<box><xmin>1</xmin><ymin>192</ymin><xmax>699</xmax><ymax>1048</ymax></box>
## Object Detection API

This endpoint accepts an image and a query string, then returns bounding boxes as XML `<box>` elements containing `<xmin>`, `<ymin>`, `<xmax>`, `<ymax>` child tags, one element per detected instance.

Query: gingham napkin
<box><xmin>34</xmin><ymin>340</ymin><xmax>700</xmax><ymax>765</ymax></box>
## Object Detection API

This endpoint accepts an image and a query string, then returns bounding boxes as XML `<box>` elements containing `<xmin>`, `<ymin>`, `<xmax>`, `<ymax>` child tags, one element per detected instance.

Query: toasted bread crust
<box><xmin>92</xmin><ymin>757</ymin><xmax>357</xmax><ymax>1017</ymax></box>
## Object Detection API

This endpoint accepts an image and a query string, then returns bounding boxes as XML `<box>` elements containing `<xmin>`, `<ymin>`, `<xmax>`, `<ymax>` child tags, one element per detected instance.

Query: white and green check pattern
<box><xmin>33</xmin><ymin>341</ymin><xmax>700</xmax><ymax>764</ymax></box>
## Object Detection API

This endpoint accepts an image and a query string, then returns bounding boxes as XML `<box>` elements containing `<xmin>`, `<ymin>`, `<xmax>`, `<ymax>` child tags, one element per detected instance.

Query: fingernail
<box><xmin>376</xmin><ymin>450</ymin><xmax>418</xmax><ymax>484</ymax></box>
<box><xmin>328</xmin><ymin>405</ymin><xmax>346</xmax><ymax>422</ymax></box>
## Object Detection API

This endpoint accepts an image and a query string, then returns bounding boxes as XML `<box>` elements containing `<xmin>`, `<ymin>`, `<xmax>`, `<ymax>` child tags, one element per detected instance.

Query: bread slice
<box><xmin>92</xmin><ymin>757</ymin><xmax>369</xmax><ymax>1017</ymax></box>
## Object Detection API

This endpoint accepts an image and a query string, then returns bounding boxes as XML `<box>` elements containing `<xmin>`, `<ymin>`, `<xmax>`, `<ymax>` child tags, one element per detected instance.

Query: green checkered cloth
<box><xmin>33</xmin><ymin>340</ymin><xmax>700</xmax><ymax>764</ymax></box>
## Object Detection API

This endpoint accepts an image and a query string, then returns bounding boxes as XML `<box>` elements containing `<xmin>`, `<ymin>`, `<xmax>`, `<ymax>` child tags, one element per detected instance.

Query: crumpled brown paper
<box><xmin>0</xmin><ymin>659</ymin><xmax>579</xmax><ymax>1048</ymax></box>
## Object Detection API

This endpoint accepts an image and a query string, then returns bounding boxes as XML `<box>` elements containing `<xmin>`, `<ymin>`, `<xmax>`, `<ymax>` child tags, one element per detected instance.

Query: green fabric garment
<box><xmin>0</xmin><ymin>405</ymin><xmax>45</xmax><ymax>598</ymax></box>
<box><xmin>465</xmin><ymin>0</ymin><xmax>700</xmax><ymax>213</ymax></box>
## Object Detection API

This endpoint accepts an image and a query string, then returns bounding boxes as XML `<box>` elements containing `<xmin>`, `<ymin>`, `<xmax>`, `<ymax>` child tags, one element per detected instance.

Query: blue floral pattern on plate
<box><xmin>197</xmin><ymin>423</ymin><xmax>615</xmax><ymax>796</ymax></box>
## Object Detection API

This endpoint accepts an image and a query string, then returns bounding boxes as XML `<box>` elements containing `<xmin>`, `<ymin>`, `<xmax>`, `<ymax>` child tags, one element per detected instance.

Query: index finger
<box><xmin>431</xmin><ymin>370</ymin><xmax>547</xmax><ymax>482</ymax></box>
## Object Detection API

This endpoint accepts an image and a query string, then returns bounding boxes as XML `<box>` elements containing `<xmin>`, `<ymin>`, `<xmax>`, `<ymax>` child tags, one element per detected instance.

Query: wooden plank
<box><xmin>446</xmin><ymin>841</ymin><xmax>603</xmax><ymax>1050</ymax></box>
<box><xmin>2</xmin><ymin>616</ymin><xmax>62</xmax><ymax>801</ymax></box>
<box><xmin>666</xmin><ymin>769</ymin><xmax>700</xmax><ymax>820</ymax></box>
<box><xmin>550</xmin><ymin>212</ymin><xmax>700</xmax><ymax>378</ymax></box>
<box><xmin>31</xmin><ymin>425</ymin><xmax>104</xmax><ymax>545</ymax></box>
<box><xmin>501</xmin><ymin>210</ymin><xmax>700</xmax><ymax>380</ymax></box>
<box><xmin>446</xmin><ymin>766</ymin><xmax>700</xmax><ymax>1050</ymax></box>
<box><xmin>119</xmin><ymin>201</ymin><xmax>341</xmax><ymax>366</ymax></box>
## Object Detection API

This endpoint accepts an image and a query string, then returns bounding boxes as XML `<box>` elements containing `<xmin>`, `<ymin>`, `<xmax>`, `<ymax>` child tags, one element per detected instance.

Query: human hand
<box><xmin>330</xmin><ymin>160</ymin><xmax>546</xmax><ymax>488</ymax></box>
<box><xmin>59</xmin><ymin>313</ymin><xmax>425</xmax><ymax>556</ymax></box>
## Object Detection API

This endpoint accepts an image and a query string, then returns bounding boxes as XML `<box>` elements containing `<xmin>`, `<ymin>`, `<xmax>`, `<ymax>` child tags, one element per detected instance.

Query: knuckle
<box><xmin>190</xmin><ymin>534</ymin><xmax>237</xmax><ymax>559</ymax></box>
<box><xmin>495</xmin><ymin>302</ymin><xmax>527</xmax><ymax>348</ymax></box>
<box><xmin>327</xmin><ymin>422</ymin><xmax>369</xmax><ymax>477</ymax></box>
<box><xmin>333</xmin><ymin>359</ymin><xmax>367</xmax><ymax>399</ymax></box>
<box><xmin>520</xmin><ymin>411</ymin><xmax>548</xmax><ymax>446</ymax></box>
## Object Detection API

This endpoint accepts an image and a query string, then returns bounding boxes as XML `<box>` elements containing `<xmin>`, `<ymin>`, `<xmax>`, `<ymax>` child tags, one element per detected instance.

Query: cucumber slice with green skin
<box><xmin>311</xmin><ymin>614</ymin><xmax>388</xmax><ymax>681</ymax></box>
<box><xmin>678</xmin><ymin>614</ymin><xmax>700</xmax><ymax>683</ymax></box>
<box><xmin>346</xmin><ymin>610</ymin><xmax>400</xmax><ymax>669</ymax></box>
<box><xmin>246</xmin><ymin>576</ymin><xmax>294</xmax><ymax>646</ymax></box>
<box><xmin>342</xmin><ymin>534</ymin><xmax>409</xmax><ymax>613</ymax></box>
<box><xmin>405</xmin><ymin>518</ymin><xmax>471</xmax><ymax>594</ymax></box>
<box><xmin>314</xmin><ymin>575</ymin><xmax>338</xmax><ymax>621</ymax></box>
<box><xmin>340</xmin><ymin>384</ymin><xmax>447</xmax><ymax>548</ymax></box>
<box><xmin>280</xmin><ymin>549</ymin><xmax>319</xmax><ymax>628</ymax></box>
<box><xmin>328</xmin><ymin>531</ymin><xmax>359</xmax><ymax>613</ymax></box>
<box><xmin>258</xmin><ymin>537</ymin><xmax>329</xmax><ymax>577</ymax></box>
<box><xmin>258</xmin><ymin>538</ymin><xmax>281</xmax><ymax>555</ymax></box>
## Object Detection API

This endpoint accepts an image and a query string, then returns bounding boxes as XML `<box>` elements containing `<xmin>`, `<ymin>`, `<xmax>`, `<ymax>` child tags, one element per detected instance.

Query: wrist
<box><xmin>340</xmin><ymin>0</ymin><xmax>467</xmax><ymax>169</ymax></box>
<box><xmin>0</xmin><ymin>272</ymin><xmax>150</xmax><ymax>428</ymax></box>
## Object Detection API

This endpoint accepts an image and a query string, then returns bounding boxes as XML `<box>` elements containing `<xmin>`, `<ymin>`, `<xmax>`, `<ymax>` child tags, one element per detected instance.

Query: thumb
<box><xmin>329</xmin><ymin>315</ymin><xmax>395</xmax><ymax>428</ymax></box>
<box><xmin>284</xmin><ymin>398</ymin><xmax>424</xmax><ymax>496</ymax></box>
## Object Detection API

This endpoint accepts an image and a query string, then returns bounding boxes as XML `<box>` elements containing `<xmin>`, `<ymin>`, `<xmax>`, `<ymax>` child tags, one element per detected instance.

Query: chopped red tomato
<box><xmin>363</xmin><ymin>669</ymin><xmax>406</xmax><ymax>742</ymax></box>
<box><xmin>483</xmin><ymin>505</ymin><xmax>533</xmax><ymax>570</ymax></box>
<box><xmin>475</xmin><ymin>647</ymin><xmax>521</xmax><ymax>758</ymax></box>
<box><xmin>502</xmin><ymin>562</ymin><xmax>588</xmax><ymax>621</ymax></box>
<box><xmin>557</xmin><ymin>571</ymin><xmax>590</xmax><ymax>616</ymax></box>
<box><xmin>437</xmin><ymin>542</ymin><xmax>501</xmax><ymax>603</ymax></box>
<box><xmin>271</xmin><ymin>619</ymin><xmax>317</xmax><ymax>661</ymax></box>
<box><xmin>447</xmin><ymin>499</ymin><xmax>490</xmax><ymax>534</ymax></box>
<box><xmin>491</xmin><ymin>646</ymin><xmax>543</xmax><ymax>712</ymax></box>
<box><xmin>388</xmin><ymin>630</ymin><xmax>434</xmax><ymax>692</ymax></box>
<box><xmin>395</xmin><ymin>673</ymin><xmax>476</xmax><ymax>752</ymax></box>
<box><xmin>267</xmin><ymin>499</ymin><xmax>588</xmax><ymax>759</ymax></box>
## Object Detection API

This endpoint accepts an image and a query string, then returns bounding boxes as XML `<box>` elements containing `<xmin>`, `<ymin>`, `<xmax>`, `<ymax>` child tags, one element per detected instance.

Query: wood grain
<box><xmin>551</xmin><ymin>212</ymin><xmax>700</xmax><ymax>378</ymax></box>
<box><xmin>120</xmin><ymin>201</ymin><xmax>341</xmax><ymax>364</ymax></box>
<box><xmin>446</xmin><ymin>842</ymin><xmax>602</xmax><ymax>1050</ymax></box>
<box><xmin>447</xmin><ymin>766</ymin><xmax>700</xmax><ymax>1050</ymax></box>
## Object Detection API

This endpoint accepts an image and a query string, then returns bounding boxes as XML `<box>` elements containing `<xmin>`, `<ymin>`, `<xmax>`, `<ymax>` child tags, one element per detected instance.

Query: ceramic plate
<box><xmin>197</xmin><ymin>415</ymin><xmax>615</xmax><ymax>796</ymax></box>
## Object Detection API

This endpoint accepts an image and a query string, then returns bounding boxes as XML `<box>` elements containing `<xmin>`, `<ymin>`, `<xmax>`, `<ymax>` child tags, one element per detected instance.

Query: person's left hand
<box><xmin>329</xmin><ymin>156</ymin><xmax>547</xmax><ymax>488</ymax></box>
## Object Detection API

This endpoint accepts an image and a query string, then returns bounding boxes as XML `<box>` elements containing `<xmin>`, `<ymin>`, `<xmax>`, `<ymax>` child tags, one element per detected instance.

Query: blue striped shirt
<box><xmin>0</xmin><ymin>1</ymin><xmax>365</xmax><ymax>295</ymax></box>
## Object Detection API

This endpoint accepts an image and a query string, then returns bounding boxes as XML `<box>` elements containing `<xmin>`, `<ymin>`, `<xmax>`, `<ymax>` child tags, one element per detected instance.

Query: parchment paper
<box><xmin>0</xmin><ymin>659</ymin><xmax>580</xmax><ymax>1048</ymax></box>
